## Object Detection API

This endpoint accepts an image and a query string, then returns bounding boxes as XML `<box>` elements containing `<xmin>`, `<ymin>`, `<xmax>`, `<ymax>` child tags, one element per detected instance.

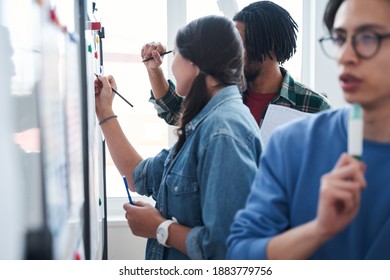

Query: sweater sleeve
<box><xmin>226</xmin><ymin>130</ymin><xmax>291</xmax><ymax>259</ymax></box>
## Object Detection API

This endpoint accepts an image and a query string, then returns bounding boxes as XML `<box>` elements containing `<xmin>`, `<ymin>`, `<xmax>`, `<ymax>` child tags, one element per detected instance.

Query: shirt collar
<box><xmin>185</xmin><ymin>85</ymin><xmax>242</xmax><ymax>134</ymax></box>
<box><xmin>277</xmin><ymin>67</ymin><xmax>297</xmax><ymax>106</ymax></box>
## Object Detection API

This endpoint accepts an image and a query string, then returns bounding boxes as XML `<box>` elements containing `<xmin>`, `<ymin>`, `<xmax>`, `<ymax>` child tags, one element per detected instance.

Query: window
<box><xmin>186</xmin><ymin>0</ymin><xmax>223</xmax><ymax>21</ymax></box>
<box><xmin>97</xmin><ymin>0</ymin><xmax>169</xmax><ymax>198</ymax></box>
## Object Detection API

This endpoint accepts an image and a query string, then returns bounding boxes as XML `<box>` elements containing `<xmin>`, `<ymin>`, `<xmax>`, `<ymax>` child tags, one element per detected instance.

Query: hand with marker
<box><xmin>314</xmin><ymin>153</ymin><xmax>366</xmax><ymax>241</ymax></box>
<box><xmin>140</xmin><ymin>41</ymin><xmax>172</xmax><ymax>101</ymax></box>
<box><xmin>94</xmin><ymin>74</ymin><xmax>117</xmax><ymax>120</ymax></box>
<box><xmin>123</xmin><ymin>201</ymin><xmax>165</xmax><ymax>239</ymax></box>
<box><xmin>122</xmin><ymin>176</ymin><xmax>134</xmax><ymax>205</ymax></box>
<box><xmin>141</xmin><ymin>42</ymin><xmax>169</xmax><ymax>68</ymax></box>
<box><xmin>95</xmin><ymin>74</ymin><xmax>133</xmax><ymax>108</ymax></box>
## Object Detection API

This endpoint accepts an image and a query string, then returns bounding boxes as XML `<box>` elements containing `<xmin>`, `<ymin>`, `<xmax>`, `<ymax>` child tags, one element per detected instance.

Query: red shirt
<box><xmin>244</xmin><ymin>91</ymin><xmax>278</xmax><ymax>125</ymax></box>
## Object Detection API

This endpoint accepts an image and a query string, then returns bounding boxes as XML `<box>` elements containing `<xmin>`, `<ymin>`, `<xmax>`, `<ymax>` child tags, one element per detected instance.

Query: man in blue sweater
<box><xmin>227</xmin><ymin>0</ymin><xmax>390</xmax><ymax>259</ymax></box>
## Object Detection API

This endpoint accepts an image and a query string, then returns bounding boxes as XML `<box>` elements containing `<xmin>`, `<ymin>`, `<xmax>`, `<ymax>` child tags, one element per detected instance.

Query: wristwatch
<box><xmin>156</xmin><ymin>218</ymin><xmax>177</xmax><ymax>247</ymax></box>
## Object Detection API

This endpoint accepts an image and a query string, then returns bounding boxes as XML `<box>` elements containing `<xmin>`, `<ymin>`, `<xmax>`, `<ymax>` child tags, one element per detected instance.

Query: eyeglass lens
<box><xmin>320</xmin><ymin>31</ymin><xmax>382</xmax><ymax>59</ymax></box>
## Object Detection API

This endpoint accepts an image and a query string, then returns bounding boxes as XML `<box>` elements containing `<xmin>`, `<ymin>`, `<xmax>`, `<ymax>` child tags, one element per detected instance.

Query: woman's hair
<box><xmin>323</xmin><ymin>0</ymin><xmax>345</xmax><ymax>32</ymax></box>
<box><xmin>174</xmin><ymin>15</ymin><xmax>244</xmax><ymax>157</ymax></box>
<box><xmin>233</xmin><ymin>1</ymin><xmax>298</xmax><ymax>64</ymax></box>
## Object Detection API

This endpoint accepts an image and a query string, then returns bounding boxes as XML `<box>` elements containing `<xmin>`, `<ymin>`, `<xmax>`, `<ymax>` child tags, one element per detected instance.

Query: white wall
<box><xmin>302</xmin><ymin>0</ymin><xmax>345</xmax><ymax>108</ymax></box>
<box><xmin>107</xmin><ymin>197</ymin><xmax>155</xmax><ymax>259</ymax></box>
<box><xmin>108</xmin><ymin>219</ymin><xmax>147</xmax><ymax>260</ymax></box>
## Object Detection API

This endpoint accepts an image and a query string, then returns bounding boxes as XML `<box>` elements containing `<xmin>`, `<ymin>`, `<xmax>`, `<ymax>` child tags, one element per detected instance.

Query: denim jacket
<box><xmin>133</xmin><ymin>85</ymin><xmax>262</xmax><ymax>259</ymax></box>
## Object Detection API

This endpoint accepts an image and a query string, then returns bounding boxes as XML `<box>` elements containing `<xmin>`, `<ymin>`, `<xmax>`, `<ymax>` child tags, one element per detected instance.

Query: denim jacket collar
<box><xmin>185</xmin><ymin>85</ymin><xmax>242</xmax><ymax>136</ymax></box>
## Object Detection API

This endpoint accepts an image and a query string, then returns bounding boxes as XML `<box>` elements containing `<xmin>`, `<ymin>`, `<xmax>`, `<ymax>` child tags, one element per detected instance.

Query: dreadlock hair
<box><xmin>173</xmin><ymin>15</ymin><xmax>244</xmax><ymax>158</ymax></box>
<box><xmin>233</xmin><ymin>1</ymin><xmax>298</xmax><ymax>64</ymax></box>
<box><xmin>323</xmin><ymin>0</ymin><xmax>345</xmax><ymax>33</ymax></box>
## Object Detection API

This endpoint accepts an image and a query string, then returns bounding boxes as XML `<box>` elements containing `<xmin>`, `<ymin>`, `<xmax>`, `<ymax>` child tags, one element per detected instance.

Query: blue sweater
<box><xmin>227</xmin><ymin>107</ymin><xmax>390</xmax><ymax>259</ymax></box>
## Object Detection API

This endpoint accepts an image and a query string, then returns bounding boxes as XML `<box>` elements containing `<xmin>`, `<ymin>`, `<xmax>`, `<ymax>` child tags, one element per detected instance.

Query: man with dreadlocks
<box><xmin>141</xmin><ymin>1</ymin><xmax>332</xmax><ymax>127</ymax></box>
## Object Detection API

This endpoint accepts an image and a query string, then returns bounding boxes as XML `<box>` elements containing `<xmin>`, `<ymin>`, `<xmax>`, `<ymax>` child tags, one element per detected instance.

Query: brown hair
<box><xmin>173</xmin><ymin>15</ymin><xmax>244</xmax><ymax>157</ymax></box>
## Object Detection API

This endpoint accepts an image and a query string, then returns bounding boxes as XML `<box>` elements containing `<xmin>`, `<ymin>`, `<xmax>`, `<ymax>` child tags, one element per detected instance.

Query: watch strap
<box><xmin>157</xmin><ymin>218</ymin><xmax>177</xmax><ymax>247</ymax></box>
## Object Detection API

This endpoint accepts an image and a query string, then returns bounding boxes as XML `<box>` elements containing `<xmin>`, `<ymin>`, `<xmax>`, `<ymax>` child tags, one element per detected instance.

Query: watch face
<box><xmin>157</xmin><ymin>228</ymin><xmax>166</xmax><ymax>242</ymax></box>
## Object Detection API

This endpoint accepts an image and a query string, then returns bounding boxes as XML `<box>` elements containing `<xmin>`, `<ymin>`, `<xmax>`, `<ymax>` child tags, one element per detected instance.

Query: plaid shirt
<box><xmin>149</xmin><ymin>79</ymin><xmax>182</xmax><ymax>125</ymax></box>
<box><xmin>149</xmin><ymin>68</ymin><xmax>332</xmax><ymax>126</ymax></box>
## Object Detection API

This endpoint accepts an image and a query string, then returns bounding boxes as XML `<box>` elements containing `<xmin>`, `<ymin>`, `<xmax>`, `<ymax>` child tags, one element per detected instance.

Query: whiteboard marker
<box><xmin>122</xmin><ymin>176</ymin><xmax>134</xmax><ymax>205</ymax></box>
<box><xmin>94</xmin><ymin>73</ymin><xmax>133</xmax><ymax>107</ymax></box>
<box><xmin>142</xmin><ymin>50</ymin><xmax>172</xmax><ymax>62</ymax></box>
<box><xmin>348</xmin><ymin>103</ymin><xmax>363</xmax><ymax>160</ymax></box>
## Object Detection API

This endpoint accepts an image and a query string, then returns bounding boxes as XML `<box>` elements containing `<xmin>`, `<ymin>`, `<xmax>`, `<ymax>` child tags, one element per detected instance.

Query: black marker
<box><xmin>142</xmin><ymin>50</ymin><xmax>172</xmax><ymax>62</ymax></box>
<box><xmin>94</xmin><ymin>73</ymin><xmax>133</xmax><ymax>107</ymax></box>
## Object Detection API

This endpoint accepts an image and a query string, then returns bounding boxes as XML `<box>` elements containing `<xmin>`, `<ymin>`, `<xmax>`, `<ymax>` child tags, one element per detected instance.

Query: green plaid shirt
<box><xmin>149</xmin><ymin>68</ymin><xmax>332</xmax><ymax>126</ymax></box>
<box><xmin>149</xmin><ymin>79</ymin><xmax>181</xmax><ymax>125</ymax></box>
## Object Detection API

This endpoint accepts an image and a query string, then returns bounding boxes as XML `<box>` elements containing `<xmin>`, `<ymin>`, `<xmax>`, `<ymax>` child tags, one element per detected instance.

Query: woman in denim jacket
<box><xmin>95</xmin><ymin>15</ymin><xmax>262</xmax><ymax>259</ymax></box>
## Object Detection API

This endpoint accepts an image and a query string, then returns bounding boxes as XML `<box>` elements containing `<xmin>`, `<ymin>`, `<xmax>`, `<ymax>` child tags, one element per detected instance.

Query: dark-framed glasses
<box><xmin>319</xmin><ymin>31</ymin><xmax>390</xmax><ymax>59</ymax></box>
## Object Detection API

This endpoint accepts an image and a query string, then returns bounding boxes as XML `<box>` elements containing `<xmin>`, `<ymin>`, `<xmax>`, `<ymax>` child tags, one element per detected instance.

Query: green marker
<box><xmin>348</xmin><ymin>104</ymin><xmax>363</xmax><ymax>160</ymax></box>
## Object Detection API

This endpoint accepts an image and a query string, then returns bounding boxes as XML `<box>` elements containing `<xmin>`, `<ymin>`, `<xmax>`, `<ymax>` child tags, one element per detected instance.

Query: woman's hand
<box><xmin>94</xmin><ymin>75</ymin><xmax>117</xmax><ymax>120</ymax></box>
<box><xmin>141</xmin><ymin>42</ymin><xmax>167</xmax><ymax>70</ymax></box>
<box><xmin>123</xmin><ymin>201</ymin><xmax>165</xmax><ymax>239</ymax></box>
